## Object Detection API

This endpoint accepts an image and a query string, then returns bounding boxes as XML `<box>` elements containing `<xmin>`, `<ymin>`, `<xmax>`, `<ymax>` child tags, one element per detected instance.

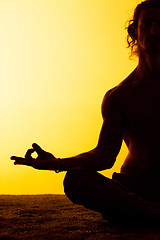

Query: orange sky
<box><xmin>0</xmin><ymin>0</ymin><xmax>139</xmax><ymax>194</ymax></box>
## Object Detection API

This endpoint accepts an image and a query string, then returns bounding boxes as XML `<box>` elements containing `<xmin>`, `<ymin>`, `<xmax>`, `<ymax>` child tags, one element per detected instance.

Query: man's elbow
<box><xmin>98</xmin><ymin>156</ymin><xmax>116</xmax><ymax>171</ymax></box>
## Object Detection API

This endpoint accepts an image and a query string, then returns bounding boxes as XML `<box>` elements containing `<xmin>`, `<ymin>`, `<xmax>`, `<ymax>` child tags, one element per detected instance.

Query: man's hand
<box><xmin>11</xmin><ymin>143</ymin><xmax>61</xmax><ymax>171</ymax></box>
<box><xmin>25</xmin><ymin>143</ymin><xmax>55</xmax><ymax>160</ymax></box>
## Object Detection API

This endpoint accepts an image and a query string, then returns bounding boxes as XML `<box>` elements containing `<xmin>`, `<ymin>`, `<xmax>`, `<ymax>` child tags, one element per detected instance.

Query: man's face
<box><xmin>137</xmin><ymin>8</ymin><xmax>160</xmax><ymax>55</ymax></box>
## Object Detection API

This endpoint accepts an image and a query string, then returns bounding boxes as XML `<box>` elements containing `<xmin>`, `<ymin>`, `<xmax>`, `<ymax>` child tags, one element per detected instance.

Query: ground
<box><xmin>0</xmin><ymin>195</ymin><xmax>160</xmax><ymax>240</ymax></box>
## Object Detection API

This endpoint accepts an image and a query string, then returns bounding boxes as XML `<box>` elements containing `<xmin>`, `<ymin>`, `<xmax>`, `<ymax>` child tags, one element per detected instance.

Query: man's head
<box><xmin>127</xmin><ymin>0</ymin><xmax>160</xmax><ymax>57</ymax></box>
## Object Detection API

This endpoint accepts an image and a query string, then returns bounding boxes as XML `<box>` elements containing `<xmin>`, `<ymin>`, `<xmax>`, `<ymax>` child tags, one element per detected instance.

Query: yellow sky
<box><xmin>0</xmin><ymin>0</ymin><xmax>139</xmax><ymax>194</ymax></box>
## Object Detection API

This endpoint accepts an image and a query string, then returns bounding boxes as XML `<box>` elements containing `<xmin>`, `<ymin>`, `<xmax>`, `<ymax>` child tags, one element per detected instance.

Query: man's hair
<box><xmin>126</xmin><ymin>0</ymin><xmax>160</xmax><ymax>57</ymax></box>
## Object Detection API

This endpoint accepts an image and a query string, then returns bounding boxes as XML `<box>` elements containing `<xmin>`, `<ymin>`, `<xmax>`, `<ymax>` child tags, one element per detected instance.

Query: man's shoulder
<box><xmin>104</xmin><ymin>70</ymin><xmax>136</xmax><ymax>101</ymax></box>
<box><xmin>103</xmin><ymin>80</ymin><xmax>132</xmax><ymax>103</ymax></box>
<box><xmin>102</xmin><ymin>85</ymin><xmax>125</xmax><ymax>117</ymax></box>
<box><xmin>101</xmin><ymin>71</ymin><xmax>136</xmax><ymax>117</ymax></box>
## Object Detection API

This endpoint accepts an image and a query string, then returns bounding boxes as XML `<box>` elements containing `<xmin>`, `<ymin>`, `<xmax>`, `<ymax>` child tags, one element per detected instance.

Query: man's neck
<box><xmin>137</xmin><ymin>51</ymin><xmax>160</xmax><ymax>84</ymax></box>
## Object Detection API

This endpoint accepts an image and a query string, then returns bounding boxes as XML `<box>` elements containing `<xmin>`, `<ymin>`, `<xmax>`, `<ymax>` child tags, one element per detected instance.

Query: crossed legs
<box><xmin>63</xmin><ymin>168</ymin><xmax>160</xmax><ymax>223</ymax></box>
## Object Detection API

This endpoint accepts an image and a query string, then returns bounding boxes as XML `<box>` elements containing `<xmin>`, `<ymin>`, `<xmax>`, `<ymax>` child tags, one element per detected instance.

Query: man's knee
<box><xmin>63</xmin><ymin>167</ymin><xmax>87</xmax><ymax>193</ymax></box>
<box><xmin>63</xmin><ymin>167</ymin><xmax>88</xmax><ymax>204</ymax></box>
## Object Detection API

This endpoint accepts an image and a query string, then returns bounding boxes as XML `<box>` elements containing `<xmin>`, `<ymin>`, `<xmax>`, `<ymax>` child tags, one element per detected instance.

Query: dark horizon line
<box><xmin>0</xmin><ymin>193</ymin><xmax>65</xmax><ymax>196</ymax></box>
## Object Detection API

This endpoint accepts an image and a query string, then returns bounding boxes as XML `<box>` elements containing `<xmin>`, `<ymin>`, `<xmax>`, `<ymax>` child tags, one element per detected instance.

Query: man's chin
<box><xmin>143</xmin><ymin>43</ymin><xmax>160</xmax><ymax>55</ymax></box>
<box><xmin>146</xmin><ymin>47</ymin><xmax>160</xmax><ymax>56</ymax></box>
<box><xmin>145</xmin><ymin>40</ymin><xmax>160</xmax><ymax>54</ymax></box>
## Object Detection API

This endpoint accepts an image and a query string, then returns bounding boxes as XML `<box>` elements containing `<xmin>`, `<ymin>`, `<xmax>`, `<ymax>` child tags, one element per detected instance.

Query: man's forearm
<box><xmin>59</xmin><ymin>148</ymin><xmax>116</xmax><ymax>172</ymax></box>
<box><xmin>11</xmin><ymin>146</ymin><xmax>117</xmax><ymax>172</ymax></box>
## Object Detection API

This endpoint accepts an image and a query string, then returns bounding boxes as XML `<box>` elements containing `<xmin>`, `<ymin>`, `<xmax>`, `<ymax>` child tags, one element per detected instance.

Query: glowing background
<box><xmin>0</xmin><ymin>0</ymin><xmax>139</xmax><ymax>194</ymax></box>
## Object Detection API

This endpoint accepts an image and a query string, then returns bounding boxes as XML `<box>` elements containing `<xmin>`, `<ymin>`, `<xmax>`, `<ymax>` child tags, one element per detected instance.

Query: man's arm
<box><xmin>60</xmin><ymin>89</ymin><xmax>123</xmax><ymax>171</ymax></box>
<box><xmin>11</xmin><ymin>88</ymin><xmax>123</xmax><ymax>172</ymax></box>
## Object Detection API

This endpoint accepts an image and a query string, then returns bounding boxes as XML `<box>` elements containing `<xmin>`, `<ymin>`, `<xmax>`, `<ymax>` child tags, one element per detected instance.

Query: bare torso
<box><xmin>111</xmin><ymin>69</ymin><xmax>160</xmax><ymax>175</ymax></box>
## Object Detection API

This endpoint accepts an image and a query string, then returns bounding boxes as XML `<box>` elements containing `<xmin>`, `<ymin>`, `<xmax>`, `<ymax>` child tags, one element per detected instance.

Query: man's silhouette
<box><xmin>11</xmin><ymin>0</ymin><xmax>160</xmax><ymax>223</ymax></box>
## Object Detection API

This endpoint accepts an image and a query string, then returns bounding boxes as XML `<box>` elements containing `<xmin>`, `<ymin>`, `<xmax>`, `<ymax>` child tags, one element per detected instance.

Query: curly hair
<box><xmin>126</xmin><ymin>0</ymin><xmax>160</xmax><ymax>57</ymax></box>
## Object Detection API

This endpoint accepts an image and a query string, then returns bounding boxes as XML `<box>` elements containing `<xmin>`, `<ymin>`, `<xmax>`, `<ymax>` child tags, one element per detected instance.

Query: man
<box><xmin>11</xmin><ymin>0</ymin><xmax>160</xmax><ymax>223</ymax></box>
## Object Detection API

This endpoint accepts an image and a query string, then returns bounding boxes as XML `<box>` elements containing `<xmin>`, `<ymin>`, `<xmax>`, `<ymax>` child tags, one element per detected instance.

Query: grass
<box><xmin>0</xmin><ymin>195</ymin><xmax>160</xmax><ymax>240</ymax></box>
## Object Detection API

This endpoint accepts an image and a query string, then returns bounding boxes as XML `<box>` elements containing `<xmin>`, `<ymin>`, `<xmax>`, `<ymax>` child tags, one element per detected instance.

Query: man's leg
<box><xmin>63</xmin><ymin>167</ymin><xmax>150</xmax><ymax>222</ymax></box>
<box><xmin>64</xmin><ymin>167</ymin><xmax>160</xmax><ymax>223</ymax></box>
